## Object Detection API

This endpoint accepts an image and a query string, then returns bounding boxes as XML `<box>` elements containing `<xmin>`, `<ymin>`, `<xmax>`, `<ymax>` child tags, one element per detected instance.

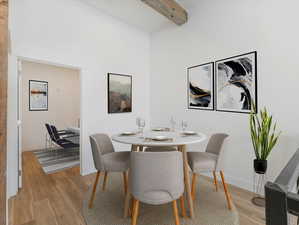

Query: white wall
<box><xmin>21</xmin><ymin>61</ymin><xmax>80</xmax><ymax>151</ymax></box>
<box><xmin>7</xmin><ymin>0</ymin><xmax>150</xmax><ymax>197</ymax></box>
<box><xmin>150</xmin><ymin>0</ymin><xmax>299</xmax><ymax>191</ymax></box>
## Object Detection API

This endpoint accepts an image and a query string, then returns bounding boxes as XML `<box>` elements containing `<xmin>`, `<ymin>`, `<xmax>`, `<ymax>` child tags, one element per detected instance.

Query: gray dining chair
<box><xmin>187</xmin><ymin>133</ymin><xmax>233</xmax><ymax>210</ymax></box>
<box><xmin>129</xmin><ymin>151</ymin><xmax>185</xmax><ymax>225</ymax></box>
<box><xmin>88</xmin><ymin>133</ymin><xmax>130</xmax><ymax>208</ymax></box>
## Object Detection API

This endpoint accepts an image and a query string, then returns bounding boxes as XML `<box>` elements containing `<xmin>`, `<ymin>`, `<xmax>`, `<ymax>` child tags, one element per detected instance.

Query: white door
<box><xmin>17</xmin><ymin>60</ymin><xmax>22</xmax><ymax>188</ymax></box>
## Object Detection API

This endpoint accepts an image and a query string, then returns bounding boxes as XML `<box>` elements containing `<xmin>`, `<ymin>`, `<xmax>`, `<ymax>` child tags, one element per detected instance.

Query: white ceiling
<box><xmin>81</xmin><ymin>0</ymin><xmax>197</xmax><ymax>33</ymax></box>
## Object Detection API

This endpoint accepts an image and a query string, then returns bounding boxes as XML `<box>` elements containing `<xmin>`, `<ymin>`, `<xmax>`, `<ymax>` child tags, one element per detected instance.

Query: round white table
<box><xmin>112</xmin><ymin>131</ymin><xmax>206</xmax><ymax>219</ymax></box>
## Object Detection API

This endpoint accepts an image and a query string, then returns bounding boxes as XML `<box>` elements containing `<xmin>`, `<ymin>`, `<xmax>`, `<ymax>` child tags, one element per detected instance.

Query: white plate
<box><xmin>151</xmin><ymin>136</ymin><xmax>169</xmax><ymax>141</ymax></box>
<box><xmin>182</xmin><ymin>131</ymin><xmax>197</xmax><ymax>135</ymax></box>
<box><xmin>121</xmin><ymin>132</ymin><xmax>136</xmax><ymax>136</ymax></box>
<box><xmin>152</xmin><ymin>127</ymin><xmax>168</xmax><ymax>131</ymax></box>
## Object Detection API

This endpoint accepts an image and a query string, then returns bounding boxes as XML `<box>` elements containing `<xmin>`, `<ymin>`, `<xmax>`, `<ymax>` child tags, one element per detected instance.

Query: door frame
<box><xmin>0</xmin><ymin>0</ymin><xmax>8</xmax><ymax>224</ymax></box>
<box><xmin>16</xmin><ymin>56</ymin><xmax>83</xmax><ymax>186</ymax></box>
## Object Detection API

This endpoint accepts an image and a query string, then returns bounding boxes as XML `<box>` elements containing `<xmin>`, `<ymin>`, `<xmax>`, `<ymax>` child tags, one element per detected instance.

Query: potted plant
<box><xmin>250</xmin><ymin>107</ymin><xmax>281</xmax><ymax>174</ymax></box>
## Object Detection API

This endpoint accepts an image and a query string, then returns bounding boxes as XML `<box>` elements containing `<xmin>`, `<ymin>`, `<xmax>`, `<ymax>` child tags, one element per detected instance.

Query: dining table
<box><xmin>64</xmin><ymin>127</ymin><xmax>80</xmax><ymax>144</ymax></box>
<box><xmin>112</xmin><ymin>130</ymin><xmax>207</xmax><ymax>219</ymax></box>
<box><xmin>67</xmin><ymin>126</ymin><xmax>80</xmax><ymax>135</ymax></box>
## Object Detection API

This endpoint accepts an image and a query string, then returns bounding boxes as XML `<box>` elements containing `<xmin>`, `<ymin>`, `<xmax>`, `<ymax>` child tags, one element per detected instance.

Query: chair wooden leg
<box><xmin>213</xmin><ymin>171</ymin><xmax>219</xmax><ymax>192</ymax></box>
<box><xmin>123</xmin><ymin>172</ymin><xmax>128</xmax><ymax>194</ymax></box>
<box><xmin>191</xmin><ymin>173</ymin><xmax>197</xmax><ymax>200</ymax></box>
<box><xmin>220</xmin><ymin>170</ymin><xmax>232</xmax><ymax>210</ymax></box>
<box><xmin>123</xmin><ymin>192</ymin><xmax>131</xmax><ymax>218</ymax></box>
<box><xmin>172</xmin><ymin>200</ymin><xmax>180</xmax><ymax>225</ymax></box>
<box><xmin>179</xmin><ymin>195</ymin><xmax>186</xmax><ymax>218</ymax></box>
<box><xmin>88</xmin><ymin>171</ymin><xmax>101</xmax><ymax>208</ymax></box>
<box><xmin>131</xmin><ymin>198</ymin><xmax>140</xmax><ymax>225</ymax></box>
<box><xmin>102</xmin><ymin>172</ymin><xmax>108</xmax><ymax>191</ymax></box>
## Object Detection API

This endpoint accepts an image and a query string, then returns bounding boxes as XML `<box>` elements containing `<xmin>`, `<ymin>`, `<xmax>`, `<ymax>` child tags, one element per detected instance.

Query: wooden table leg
<box><xmin>179</xmin><ymin>145</ymin><xmax>194</xmax><ymax>218</ymax></box>
<box><xmin>139</xmin><ymin>146</ymin><xmax>144</xmax><ymax>152</ymax></box>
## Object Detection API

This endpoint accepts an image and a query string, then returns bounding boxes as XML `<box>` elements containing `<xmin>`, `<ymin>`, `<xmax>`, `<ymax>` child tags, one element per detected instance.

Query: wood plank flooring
<box><xmin>9</xmin><ymin>152</ymin><xmax>266</xmax><ymax>225</ymax></box>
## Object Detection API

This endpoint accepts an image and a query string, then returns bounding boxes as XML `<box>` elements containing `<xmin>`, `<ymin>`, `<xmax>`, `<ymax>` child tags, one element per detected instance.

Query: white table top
<box><xmin>67</xmin><ymin>127</ymin><xmax>80</xmax><ymax>134</ymax></box>
<box><xmin>112</xmin><ymin>130</ymin><xmax>206</xmax><ymax>147</ymax></box>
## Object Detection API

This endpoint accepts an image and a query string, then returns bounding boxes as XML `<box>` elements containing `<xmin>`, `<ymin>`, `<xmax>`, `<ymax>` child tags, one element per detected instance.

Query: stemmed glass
<box><xmin>139</xmin><ymin>119</ymin><xmax>146</xmax><ymax>135</ymax></box>
<box><xmin>136</xmin><ymin>117</ymin><xmax>146</xmax><ymax>135</ymax></box>
<box><xmin>136</xmin><ymin>117</ymin><xmax>141</xmax><ymax>131</ymax></box>
<box><xmin>170</xmin><ymin>117</ymin><xmax>176</xmax><ymax>131</ymax></box>
<box><xmin>181</xmin><ymin>120</ymin><xmax>188</xmax><ymax>131</ymax></box>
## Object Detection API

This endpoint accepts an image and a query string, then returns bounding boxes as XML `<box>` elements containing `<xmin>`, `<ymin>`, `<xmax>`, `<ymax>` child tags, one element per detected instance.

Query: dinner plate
<box><xmin>182</xmin><ymin>131</ymin><xmax>197</xmax><ymax>135</ymax></box>
<box><xmin>152</xmin><ymin>127</ymin><xmax>169</xmax><ymax>131</ymax></box>
<box><xmin>121</xmin><ymin>132</ymin><xmax>136</xmax><ymax>136</ymax></box>
<box><xmin>151</xmin><ymin>136</ymin><xmax>169</xmax><ymax>141</ymax></box>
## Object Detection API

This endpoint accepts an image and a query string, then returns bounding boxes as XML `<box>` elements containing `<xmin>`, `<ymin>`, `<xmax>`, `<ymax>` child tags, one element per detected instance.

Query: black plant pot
<box><xmin>254</xmin><ymin>159</ymin><xmax>267</xmax><ymax>174</ymax></box>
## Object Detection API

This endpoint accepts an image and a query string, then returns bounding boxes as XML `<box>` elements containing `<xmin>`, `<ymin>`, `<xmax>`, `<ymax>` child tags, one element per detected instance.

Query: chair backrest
<box><xmin>50</xmin><ymin>125</ymin><xmax>60</xmax><ymax>141</ymax></box>
<box><xmin>89</xmin><ymin>134</ymin><xmax>115</xmax><ymax>171</ymax></box>
<box><xmin>129</xmin><ymin>151</ymin><xmax>184</xmax><ymax>205</ymax></box>
<box><xmin>206</xmin><ymin>133</ymin><xmax>229</xmax><ymax>155</ymax></box>
<box><xmin>45</xmin><ymin>124</ymin><xmax>56</xmax><ymax>142</ymax></box>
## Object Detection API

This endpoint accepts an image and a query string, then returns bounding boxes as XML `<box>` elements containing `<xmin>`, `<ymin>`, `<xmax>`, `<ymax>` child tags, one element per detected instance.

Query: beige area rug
<box><xmin>82</xmin><ymin>173</ymin><xmax>239</xmax><ymax>225</ymax></box>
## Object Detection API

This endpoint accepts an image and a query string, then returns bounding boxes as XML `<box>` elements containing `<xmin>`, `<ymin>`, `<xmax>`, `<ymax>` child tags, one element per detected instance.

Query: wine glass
<box><xmin>136</xmin><ymin>117</ymin><xmax>141</xmax><ymax>131</ymax></box>
<box><xmin>139</xmin><ymin>119</ymin><xmax>145</xmax><ymax>133</ymax></box>
<box><xmin>170</xmin><ymin>117</ymin><xmax>176</xmax><ymax>131</ymax></box>
<box><xmin>181</xmin><ymin>120</ymin><xmax>188</xmax><ymax>131</ymax></box>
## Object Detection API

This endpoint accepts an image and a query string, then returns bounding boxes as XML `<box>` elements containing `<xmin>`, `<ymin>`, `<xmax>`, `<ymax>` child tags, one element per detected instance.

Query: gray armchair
<box><xmin>88</xmin><ymin>133</ymin><xmax>130</xmax><ymax>208</ymax></box>
<box><xmin>187</xmin><ymin>133</ymin><xmax>233</xmax><ymax>210</ymax></box>
<box><xmin>129</xmin><ymin>151</ymin><xmax>185</xmax><ymax>225</ymax></box>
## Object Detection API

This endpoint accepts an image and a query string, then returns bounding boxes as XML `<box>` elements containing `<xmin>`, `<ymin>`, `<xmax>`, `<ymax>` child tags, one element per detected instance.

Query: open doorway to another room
<box><xmin>18</xmin><ymin>59</ymin><xmax>81</xmax><ymax>186</ymax></box>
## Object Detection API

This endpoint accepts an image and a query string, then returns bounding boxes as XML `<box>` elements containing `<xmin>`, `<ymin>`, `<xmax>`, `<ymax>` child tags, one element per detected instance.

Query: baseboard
<box><xmin>202</xmin><ymin>172</ymin><xmax>254</xmax><ymax>192</ymax></box>
<box><xmin>81</xmin><ymin>168</ymin><xmax>96</xmax><ymax>176</ymax></box>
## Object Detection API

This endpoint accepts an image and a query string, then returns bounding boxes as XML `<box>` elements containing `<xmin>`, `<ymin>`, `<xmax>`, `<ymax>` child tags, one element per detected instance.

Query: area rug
<box><xmin>33</xmin><ymin>147</ymin><xmax>79</xmax><ymax>174</ymax></box>
<box><xmin>82</xmin><ymin>173</ymin><xmax>239</xmax><ymax>225</ymax></box>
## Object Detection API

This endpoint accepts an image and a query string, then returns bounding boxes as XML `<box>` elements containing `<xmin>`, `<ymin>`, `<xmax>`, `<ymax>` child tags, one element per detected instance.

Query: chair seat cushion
<box><xmin>136</xmin><ymin>190</ymin><xmax>182</xmax><ymax>205</ymax></box>
<box><xmin>103</xmin><ymin>152</ymin><xmax>130</xmax><ymax>172</ymax></box>
<box><xmin>188</xmin><ymin>152</ymin><xmax>218</xmax><ymax>172</ymax></box>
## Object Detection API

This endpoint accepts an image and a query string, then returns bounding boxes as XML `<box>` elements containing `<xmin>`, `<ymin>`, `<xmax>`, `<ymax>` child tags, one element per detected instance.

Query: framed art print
<box><xmin>187</xmin><ymin>62</ymin><xmax>214</xmax><ymax>110</ymax></box>
<box><xmin>215</xmin><ymin>51</ymin><xmax>257</xmax><ymax>113</ymax></box>
<box><xmin>29</xmin><ymin>80</ymin><xmax>48</xmax><ymax>111</ymax></box>
<box><xmin>108</xmin><ymin>73</ymin><xmax>132</xmax><ymax>113</ymax></box>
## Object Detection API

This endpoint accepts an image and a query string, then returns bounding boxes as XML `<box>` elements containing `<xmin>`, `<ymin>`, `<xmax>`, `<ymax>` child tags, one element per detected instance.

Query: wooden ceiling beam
<box><xmin>141</xmin><ymin>0</ymin><xmax>188</xmax><ymax>25</ymax></box>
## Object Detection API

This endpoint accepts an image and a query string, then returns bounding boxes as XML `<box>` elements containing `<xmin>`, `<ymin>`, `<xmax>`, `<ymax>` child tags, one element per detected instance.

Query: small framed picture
<box><xmin>215</xmin><ymin>51</ymin><xmax>257</xmax><ymax>114</ymax></box>
<box><xmin>187</xmin><ymin>62</ymin><xmax>214</xmax><ymax>110</ymax></box>
<box><xmin>29</xmin><ymin>80</ymin><xmax>48</xmax><ymax>111</ymax></box>
<box><xmin>108</xmin><ymin>73</ymin><xmax>132</xmax><ymax>113</ymax></box>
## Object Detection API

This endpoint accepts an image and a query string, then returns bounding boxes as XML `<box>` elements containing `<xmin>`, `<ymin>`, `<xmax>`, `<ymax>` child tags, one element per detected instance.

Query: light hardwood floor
<box><xmin>9</xmin><ymin>152</ymin><xmax>266</xmax><ymax>225</ymax></box>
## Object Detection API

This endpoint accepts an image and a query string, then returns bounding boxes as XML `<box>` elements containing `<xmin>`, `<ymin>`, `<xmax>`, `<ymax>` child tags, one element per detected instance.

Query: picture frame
<box><xmin>29</xmin><ymin>80</ymin><xmax>48</xmax><ymax>111</ymax></box>
<box><xmin>108</xmin><ymin>73</ymin><xmax>132</xmax><ymax>114</ymax></box>
<box><xmin>215</xmin><ymin>51</ymin><xmax>257</xmax><ymax>114</ymax></box>
<box><xmin>187</xmin><ymin>62</ymin><xmax>214</xmax><ymax>110</ymax></box>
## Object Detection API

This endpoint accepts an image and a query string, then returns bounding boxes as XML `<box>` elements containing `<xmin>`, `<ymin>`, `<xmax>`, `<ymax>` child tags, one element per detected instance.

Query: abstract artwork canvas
<box><xmin>187</xmin><ymin>62</ymin><xmax>214</xmax><ymax>110</ymax></box>
<box><xmin>108</xmin><ymin>73</ymin><xmax>132</xmax><ymax>113</ymax></box>
<box><xmin>29</xmin><ymin>80</ymin><xmax>48</xmax><ymax>111</ymax></box>
<box><xmin>215</xmin><ymin>52</ymin><xmax>257</xmax><ymax>113</ymax></box>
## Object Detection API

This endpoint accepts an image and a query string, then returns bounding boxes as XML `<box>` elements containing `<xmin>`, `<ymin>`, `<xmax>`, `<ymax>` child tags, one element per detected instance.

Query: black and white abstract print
<box><xmin>216</xmin><ymin>52</ymin><xmax>257</xmax><ymax>113</ymax></box>
<box><xmin>188</xmin><ymin>62</ymin><xmax>214</xmax><ymax>110</ymax></box>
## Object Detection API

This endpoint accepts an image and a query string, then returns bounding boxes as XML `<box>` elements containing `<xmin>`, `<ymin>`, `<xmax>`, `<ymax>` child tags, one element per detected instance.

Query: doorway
<box><xmin>17</xmin><ymin>58</ymin><xmax>82</xmax><ymax>188</ymax></box>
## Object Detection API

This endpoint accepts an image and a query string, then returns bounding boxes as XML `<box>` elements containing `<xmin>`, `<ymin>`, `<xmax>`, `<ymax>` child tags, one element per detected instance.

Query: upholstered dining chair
<box><xmin>88</xmin><ymin>133</ymin><xmax>130</xmax><ymax>208</ymax></box>
<box><xmin>129</xmin><ymin>151</ymin><xmax>185</xmax><ymax>225</ymax></box>
<box><xmin>187</xmin><ymin>133</ymin><xmax>233</xmax><ymax>210</ymax></box>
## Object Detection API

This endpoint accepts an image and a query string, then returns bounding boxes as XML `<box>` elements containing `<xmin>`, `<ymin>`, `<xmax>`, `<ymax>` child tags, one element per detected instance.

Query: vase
<box><xmin>254</xmin><ymin>159</ymin><xmax>267</xmax><ymax>174</ymax></box>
